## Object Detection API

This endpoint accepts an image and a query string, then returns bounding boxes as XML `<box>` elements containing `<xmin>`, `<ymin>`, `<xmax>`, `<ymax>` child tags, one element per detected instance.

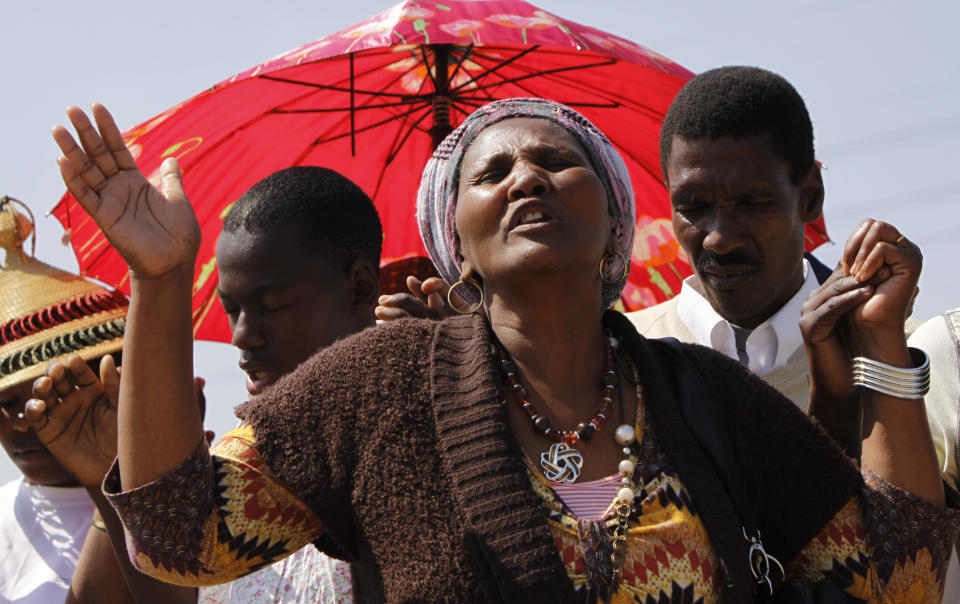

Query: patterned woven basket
<box><xmin>0</xmin><ymin>198</ymin><xmax>127</xmax><ymax>390</ymax></box>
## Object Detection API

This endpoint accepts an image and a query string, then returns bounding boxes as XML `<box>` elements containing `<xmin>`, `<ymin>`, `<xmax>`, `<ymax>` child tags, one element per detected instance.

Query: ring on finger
<box><xmin>895</xmin><ymin>234</ymin><xmax>908</xmax><ymax>247</ymax></box>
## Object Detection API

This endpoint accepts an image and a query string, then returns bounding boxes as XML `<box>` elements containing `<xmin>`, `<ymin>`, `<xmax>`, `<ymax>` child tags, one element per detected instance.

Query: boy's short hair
<box><xmin>223</xmin><ymin>166</ymin><xmax>383</xmax><ymax>272</ymax></box>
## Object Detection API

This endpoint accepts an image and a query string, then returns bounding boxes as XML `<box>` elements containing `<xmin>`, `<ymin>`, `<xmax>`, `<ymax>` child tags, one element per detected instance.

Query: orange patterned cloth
<box><xmin>525</xmin><ymin>412</ymin><xmax>948</xmax><ymax>603</ymax></box>
<box><xmin>104</xmin><ymin>426</ymin><xmax>953</xmax><ymax>602</ymax></box>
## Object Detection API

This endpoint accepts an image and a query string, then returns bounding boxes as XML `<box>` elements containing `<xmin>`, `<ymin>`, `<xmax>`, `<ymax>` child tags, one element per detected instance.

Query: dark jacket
<box><xmin>236</xmin><ymin>311</ymin><xmax>869</xmax><ymax>603</ymax></box>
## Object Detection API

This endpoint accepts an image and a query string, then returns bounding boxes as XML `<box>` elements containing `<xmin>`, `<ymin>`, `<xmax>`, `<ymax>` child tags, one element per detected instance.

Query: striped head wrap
<box><xmin>416</xmin><ymin>98</ymin><xmax>635</xmax><ymax>309</ymax></box>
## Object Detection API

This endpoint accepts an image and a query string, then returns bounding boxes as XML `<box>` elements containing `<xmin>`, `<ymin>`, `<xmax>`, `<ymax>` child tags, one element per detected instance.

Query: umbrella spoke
<box><xmin>418</xmin><ymin>45</ymin><xmax>440</xmax><ymax>92</ymax></box>
<box><xmin>447</xmin><ymin>44</ymin><xmax>475</xmax><ymax>87</ymax></box>
<box><xmin>259</xmin><ymin>74</ymin><xmax>416</xmax><ymax>100</ymax></box>
<box><xmin>374</xmin><ymin>108</ymin><xmax>435</xmax><ymax>199</ymax></box>
<box><xmin>309</xmin><ymin>102</ymin><xmax>430</xmax><ymax>145</ymax></box>
<box><xmin>450</xmin><ymin>97</ymin><xmax>488</xmax><ymax>112</ymax></box>
<box><xmin>458</xmin><ymin>57</ymin><xmax>619</xmax><ymax>96</ymax></box>
<box><xmin>449</xmin><ymin>45</ymin><xmax>543</xmax><ymax>94</ymax></box>
<box><xmin>271</xmin><ymin>98</ymin><xmax>431</xmax><ymax>113</ymax></box>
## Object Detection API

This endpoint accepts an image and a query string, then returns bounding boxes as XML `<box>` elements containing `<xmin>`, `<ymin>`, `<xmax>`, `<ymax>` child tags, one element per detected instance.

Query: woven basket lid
<box><xmin>0</xmin><ymin>198</ymin><xmax>127</xmax><ymax>390</ymax></box>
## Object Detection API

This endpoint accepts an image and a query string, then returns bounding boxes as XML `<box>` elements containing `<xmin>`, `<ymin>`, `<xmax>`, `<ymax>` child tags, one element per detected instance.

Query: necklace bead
<box><xmin>575</xmin><ymin>422</ymin><xmax>596</xmax><ymax>441</ymax></box>
<box><xmin>614</xmin><ymin>424</ymin><xmax>636</xmax><ymax>446</ymax></box>
<box><xmin>497</xmin><ymin>335</ymin><xmax>617</xmax><ymax>447</ymax></box>
<box><xmin>532</xmin><ymin>415</ymin><xmax>551</xmax><ymax>434</ymax></box>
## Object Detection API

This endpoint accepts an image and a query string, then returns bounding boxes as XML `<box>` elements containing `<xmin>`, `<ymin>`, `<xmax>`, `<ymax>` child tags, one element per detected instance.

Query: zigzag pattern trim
<box><xmin>0</xmin><ymin>289</ymin><xmax>127</xmax><ymax>346</ymax></box>
<box><xmin>0</xmin><ymin>318</ymin><xmax>125</xmax><ymax>377</ymax></box>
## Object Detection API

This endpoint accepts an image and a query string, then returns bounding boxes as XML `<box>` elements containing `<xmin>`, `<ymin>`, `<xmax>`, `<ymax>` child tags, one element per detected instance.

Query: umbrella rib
<box><xmin>460</xmin><ymin>57</ymin><xmax>619</xmax><ymax>96</ymax></box>
<box><xmin>267</xmin><ymin>56</ymin><xmax>441</xmax><ymax>143</ymax></box>
<box><xmin>367</xmin><ymin>106</ymin><xmax>435</xmax><ymax>200</ymax></box>
<box><xmin>309</xmin><ymin>103</ymin><xmax>429</xmax><ymax>145</ymax></box>
<box><xmin>270</xmin><ymin>98</ymin><xmax>430</xmax><ymax>113</ymax></box>
<box><xmin>384</xmin><ymin>106</ymin><xmax>434</xmax><ymax>166</ymax></box>
<box><xmin>265</xmin><ymin>53</ymin><xmax>439</xmax><ymax>114</ymax></box>
<box><xmin>259</xmin><ymin>74</ymin><xmax>415</xmax><ymax>99</ymax></box>
<box><xmin>450</xmin><ymin>97</ymin><xmax>487</xmax><ymax>111</ymax></box>
<box><xmin>418</xmin><ymin>45</ymin><xmax>440</xmax><ymax>92</ymax></box>
<box><xmin>446</xmin><ymin>44</ymin><xmax>474</xmax><ymax>86</ymax></box>
<box><xmin>449</xmin><ymin>45</ymin><xmax>542</xmax><ymax>94</ymax></box>
<box><xmin>364</xmin><ymin>105</ymin><xmax>426</xmax><ymax>202</ymax></box>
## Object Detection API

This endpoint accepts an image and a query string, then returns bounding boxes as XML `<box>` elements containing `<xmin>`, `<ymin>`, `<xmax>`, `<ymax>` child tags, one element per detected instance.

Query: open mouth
<box><xmin>510</xmin><ymin>206</ymin><xmax>557</xmax><ymax>231</ymax></box>
<box><xmin>517</xmin><ymin>210</ymin><xmax>550</xmax><ymax>225</ymax></box>
<box><xmin>243</xmin><ymin>369</ymin><xmax>278</xmax><ymax>396</ymax></box>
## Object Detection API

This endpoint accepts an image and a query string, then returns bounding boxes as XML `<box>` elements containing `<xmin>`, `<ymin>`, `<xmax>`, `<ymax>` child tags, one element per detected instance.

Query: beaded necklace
<box><xmin>495</xmin><ymin>333</ymin><xmax>637</xmax><ymax>483</ymax></box>
<box><xmin>496</xmin><ymin>333</ymin><xmax>640</xmax><ymax>591</ymax></box>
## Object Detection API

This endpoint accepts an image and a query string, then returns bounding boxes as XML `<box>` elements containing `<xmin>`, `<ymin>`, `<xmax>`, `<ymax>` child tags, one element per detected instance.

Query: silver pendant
<box><xmin>541</xmin><ymin>442</ymin><xmax>584</xmax><ymax>483</ymax></box>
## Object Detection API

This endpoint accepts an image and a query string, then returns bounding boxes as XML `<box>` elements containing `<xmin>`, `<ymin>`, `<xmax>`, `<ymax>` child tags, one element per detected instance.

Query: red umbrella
<box><xmin>52</xmin><ymin>0</ymin><xmax>828</xmax><ymax>342</ymax></box>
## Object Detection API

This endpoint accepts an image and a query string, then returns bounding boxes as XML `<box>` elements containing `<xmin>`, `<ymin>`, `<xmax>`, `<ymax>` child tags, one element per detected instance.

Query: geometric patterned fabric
<box><xmin>104</xmin><ymin>424</ymin><xmax>953</xmax><ymax>602</ymax></box>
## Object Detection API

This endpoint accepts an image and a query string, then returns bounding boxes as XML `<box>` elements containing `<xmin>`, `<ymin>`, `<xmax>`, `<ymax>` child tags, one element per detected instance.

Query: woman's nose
<box><xmin>507</xmin><ymin>162</ymin><xmax>548</xmax><ymax>202</ymax></box>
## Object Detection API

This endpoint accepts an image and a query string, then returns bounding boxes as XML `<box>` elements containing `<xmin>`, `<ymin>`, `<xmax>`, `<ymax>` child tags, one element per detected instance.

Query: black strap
<box><xmin>652</xmin><ymin>338</ymin><xmax>852</xmax><ymax>603</ymax></box>
<box><xmin>650</xmin><ymin>337</ymin><xmax>760</xmax><ymax>530</ymax></box>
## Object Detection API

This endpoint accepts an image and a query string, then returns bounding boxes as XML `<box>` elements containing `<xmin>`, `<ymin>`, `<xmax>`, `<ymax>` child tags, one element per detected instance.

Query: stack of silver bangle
<box><xmin>851</xmin><ymin>347</ymin><xmax>930</xmax><ymax>399</ymax></box>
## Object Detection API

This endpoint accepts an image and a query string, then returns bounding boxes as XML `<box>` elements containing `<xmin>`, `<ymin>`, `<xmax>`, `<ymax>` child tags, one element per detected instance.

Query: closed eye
<box><xmin>672</xmin><ymin>198</ymin><xmax>708</xmax><ymax>214</ymax></box>
<box><xmin>470</xmin><ymin>169</ymin><xmax>508</xmax><ymax>185</ymax></box>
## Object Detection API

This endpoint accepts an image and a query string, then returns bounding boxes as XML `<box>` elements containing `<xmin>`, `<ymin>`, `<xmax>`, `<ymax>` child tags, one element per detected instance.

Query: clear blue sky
<box><xmin>1</xmin><ymin>0</ymin><xmax>958</xmax><ymax>483</ymax></box>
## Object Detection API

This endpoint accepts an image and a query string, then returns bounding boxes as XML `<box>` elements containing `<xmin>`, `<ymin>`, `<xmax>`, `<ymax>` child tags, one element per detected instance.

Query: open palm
<box><xmin>24</xmin><ymin>356</ymin><xmax>120</xmax><ymax>488</ymax></box>
<box><xmin>52</xmin><ymin>104</ymin><xmax>200</xmax><ymax>278</ymax></box>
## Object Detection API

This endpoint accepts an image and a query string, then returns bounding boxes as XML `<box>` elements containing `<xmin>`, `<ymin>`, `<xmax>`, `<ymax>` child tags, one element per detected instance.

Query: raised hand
<box><xmin>22</xmin><ymin>355</ymin><xmax>119</xmax><ymax>488</ymax></box>
<box><xmin>375</xmin><ymin>276</ymin><xmax>455</xmax><ymax>321</ymax></box>
<box><xmin>52</xmin><ymin>104</ymin><xmax>201</xmax><ymax>279</ymax></box>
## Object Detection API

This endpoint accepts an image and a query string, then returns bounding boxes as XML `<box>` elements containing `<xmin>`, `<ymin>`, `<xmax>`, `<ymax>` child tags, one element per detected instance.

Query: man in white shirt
<box><xmin>629</xmin><ymin>66</ymin><xmax>855</xmax><ymax>409</ymax></box>
<box><xmin>626</xmin><ymin>66</ymin><xmax>960</xmax><ymax>598</ymax></box>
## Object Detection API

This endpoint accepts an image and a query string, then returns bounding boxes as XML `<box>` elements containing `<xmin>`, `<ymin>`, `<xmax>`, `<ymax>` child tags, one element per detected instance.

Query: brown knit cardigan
<box><xmin>234</xmin><ymin>311</ymin><xmax>868</xmax><ymax>603</ymax></box>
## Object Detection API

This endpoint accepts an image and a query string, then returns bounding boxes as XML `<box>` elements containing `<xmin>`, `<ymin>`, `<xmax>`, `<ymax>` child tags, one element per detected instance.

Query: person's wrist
<box><xmin>129</xmin><ymin>263</ymin><xmax>194</xmax><ymax>290</ymax></box>
<box><xmin>852</xmin><ymin>328</ymin><xmax>909</xmax><ymax>365</ymax></box>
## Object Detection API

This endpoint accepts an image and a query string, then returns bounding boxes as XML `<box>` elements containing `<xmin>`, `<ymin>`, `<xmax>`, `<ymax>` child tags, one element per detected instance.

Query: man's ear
<box><xmin>347</xmin><ymin>258</ymin><xmax>380</xmax><ymax>316</ymax></box>
<box><xmin>799</xmin><ymin>163</ymin><xmax>825</xmax><ymax>222</ymax></box>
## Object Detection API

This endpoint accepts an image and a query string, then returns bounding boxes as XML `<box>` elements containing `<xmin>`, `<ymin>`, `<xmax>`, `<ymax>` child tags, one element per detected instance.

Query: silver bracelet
<box><xmin>852</xmin><ymin>347</ymin><xmax>930</xmax><ymax>399</ymax></box>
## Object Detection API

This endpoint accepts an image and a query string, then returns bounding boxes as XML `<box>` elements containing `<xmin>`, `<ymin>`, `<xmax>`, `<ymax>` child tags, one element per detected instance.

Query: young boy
<box><xmin>26</xmin><ymin>166</ymin><xmax>383</xmax><ymax>602</ymax></box>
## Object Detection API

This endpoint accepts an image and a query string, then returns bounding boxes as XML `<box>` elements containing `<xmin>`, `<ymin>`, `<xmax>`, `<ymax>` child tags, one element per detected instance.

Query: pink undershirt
<box><xmin>548</xmin><ymin>472</ymin><xmax>623</xmax><ymax>519</ymax></box>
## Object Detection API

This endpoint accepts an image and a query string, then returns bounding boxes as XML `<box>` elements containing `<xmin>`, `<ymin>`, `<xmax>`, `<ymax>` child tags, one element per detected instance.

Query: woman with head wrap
<box><xmin>43</xmin><ymin>99</ymin><xmax>957</xmax><ymax>603</ymax></box>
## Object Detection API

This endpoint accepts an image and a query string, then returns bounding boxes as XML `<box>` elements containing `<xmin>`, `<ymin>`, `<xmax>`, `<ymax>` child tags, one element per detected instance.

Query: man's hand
<box><xmin>800</xmin><ymin>267</ymin><xmax>874</xmax><ymax>403</ymax></box>
<box><xmin>52</xmin><ymin>104</ymin><xmax>201</xmax><ymax>279</ymax></box>
<box><xmin>801</xmin><ymin>219</ymin><xmax>922</xmax><ymax>460</ymax></box>
<box><xmin>23</xmin><ymin>355</ymin><xmax>119</xmax><ymax>488</ymax></box>
<box><xmin>801</xmin><ymin>219</ymin><xmax>920</xmax><ymax>399</ymax></box>
<box><xmin>841</xmin><ymin>219</ymin><xmax>922</xmax><ymax>355</ymax></box>
<box><xmin>375</xmin><ymin>276</ymin><xmax>455</xmax><ymax>321</ymax></box>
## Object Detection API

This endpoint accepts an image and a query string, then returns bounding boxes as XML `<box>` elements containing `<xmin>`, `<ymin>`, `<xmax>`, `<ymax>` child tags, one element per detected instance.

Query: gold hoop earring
<box><xmin>599</xmin><ymin>251</ymin><xmax>629</xmax><ymax>285</ymax></box>
<box><xmin>447</xmin><ymin>278</ymin><xmax>484</xmax><ymax>314</ymax></box>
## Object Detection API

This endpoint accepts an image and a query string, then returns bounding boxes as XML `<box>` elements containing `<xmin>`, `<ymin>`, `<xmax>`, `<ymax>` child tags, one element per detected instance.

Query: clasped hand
<box><xmin>800</xmin><ymin>218</ymin><xmax>921</xmax><ymax>403</ymax></box>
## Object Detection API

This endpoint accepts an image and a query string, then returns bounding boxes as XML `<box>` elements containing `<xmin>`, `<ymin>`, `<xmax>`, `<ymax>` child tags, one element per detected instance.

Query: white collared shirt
<box><xmin>676</xmin><ymin>259</ymin><xmax>819</xmax><ymax>376</ymax></box>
